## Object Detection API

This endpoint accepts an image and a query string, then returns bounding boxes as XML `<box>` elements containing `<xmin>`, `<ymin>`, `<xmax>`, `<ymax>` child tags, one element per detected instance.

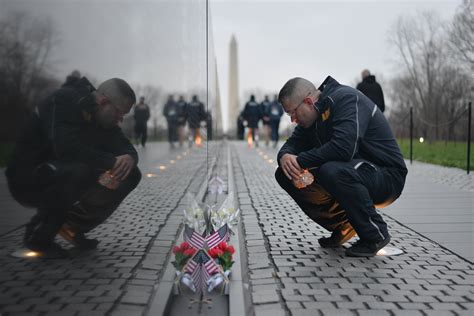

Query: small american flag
<box><xmin>184</xmin><ymin>224</ymin><xmax>205</xmax><ymax>249</ymax></box>
<box><xmin>185</xmin><ymin>249</ymin><xmax>220</xmax><ymax>292</ymax></box>
<box><xmin>206</xmin><ymin>224</ymin><xmax>229</xmax><ymax>249</ymax></box>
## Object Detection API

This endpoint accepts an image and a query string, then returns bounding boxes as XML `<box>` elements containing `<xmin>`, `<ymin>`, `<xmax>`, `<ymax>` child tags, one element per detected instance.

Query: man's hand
<box><xmin>112</xmin><ymin>154</ymin><xmax>135</xmax><ymax>181</ymax></box>
<box><xmin>279</xmin><ymin>153</ymin><xmax>303</xmax><ymax>180</ymax></box>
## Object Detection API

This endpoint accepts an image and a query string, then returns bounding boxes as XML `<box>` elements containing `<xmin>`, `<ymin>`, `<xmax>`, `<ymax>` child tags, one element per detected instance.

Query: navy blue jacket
<box><xmin>243</xmin><ymin>100</ymin><xmax>262</xmax><ymax>128</ymax></box>
<box><xmin>278</xmin><ymin>76</ymin><xmax>407</xmax><ymax>176</ymax></box>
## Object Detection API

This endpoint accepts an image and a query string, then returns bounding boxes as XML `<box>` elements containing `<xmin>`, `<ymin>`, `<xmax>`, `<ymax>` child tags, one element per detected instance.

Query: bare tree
<box><xmin>0</xmin><ymin>11</ymin><xmax>58</xmax><ymax>141</ymax></box>
<box><xmin>389</xmin><ymin>12</ymin><xmax>451</xmax><ymax>140</ymax></box>
<box><xmin>448</xmin><ymin>0</ymin><xmax>474</xmax><ymax>68</ymax></box>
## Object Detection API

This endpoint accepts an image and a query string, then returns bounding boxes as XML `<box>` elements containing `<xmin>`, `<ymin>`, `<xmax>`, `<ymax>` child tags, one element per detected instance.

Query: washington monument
<box><xmin>228</xmin><ymin>34</ymin><xmax>239</xmax><ymax>134</ymax></box>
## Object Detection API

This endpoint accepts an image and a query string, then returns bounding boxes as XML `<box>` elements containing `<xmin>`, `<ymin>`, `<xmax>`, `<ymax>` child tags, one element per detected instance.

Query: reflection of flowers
<box><xmin>208</xmin><ymin>242</ymin><xmax>235</xmax><ymax>271</ymax></box>
<box><xmin>172</xmin><ymin>242</ymin><xmax>196</xmax><ymax>271</ymax></box>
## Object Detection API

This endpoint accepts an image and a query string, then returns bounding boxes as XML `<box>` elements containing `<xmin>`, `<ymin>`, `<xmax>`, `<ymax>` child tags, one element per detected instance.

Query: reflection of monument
<box><xmin>228</xmin><ymin>35</ymin><xmax>239</xmax><ymax>134</ymax></box>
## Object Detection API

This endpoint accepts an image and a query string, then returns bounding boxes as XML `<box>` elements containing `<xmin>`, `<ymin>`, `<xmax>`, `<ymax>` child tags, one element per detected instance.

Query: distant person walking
<box><xmin>163</xmin><ymin>95</ymin><xmax>179</xmax><ymax>148</ymax></box>
<box><xmin>260</xmin><ymin>95</ymin><xmax>272</xmax><ymax>147</ymax></box>
<box><xmin>62</xmin><ymin>70</ymin><xmax>81</xmax><ymax>87</ymax></box>
<box><xmin>237</xmin><ymin>110</ymin><xmax>245</xmax><ymax>140</ymax></box>
<box><xmin>134</xmin><ymin>96</ymin><xmax>151</xmax><ymax>147</ymax></box>
<box><xmin>176</xmin><ymin>95</ymin><xmax>188</xmax><ymax>147</ymax></box>
<box><xmin>186</xmin><ymin>95</ymin><xmax>205</xmax><ymax>147</ymax></box>
<box><xmin>242</xmin><ymin>95</ymin><xmax>262</xmax><ymax>147</ymax></box>
<box><xmin>268</xmin><ymin>94</ymin><xmax>283</xmax><ymax>148</ymax></box>
<box><xmin>356</xmin><ymin>69</ymin><xmax>385</xmax><ymax>113</ymax></box>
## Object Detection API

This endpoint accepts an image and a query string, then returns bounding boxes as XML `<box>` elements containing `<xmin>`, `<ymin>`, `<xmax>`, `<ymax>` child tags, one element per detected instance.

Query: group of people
<box><xmin>163</xmin><ymin>94</ymin><xmax>211</xmax><ymax>148</ymax></box>
<box><xmin>5</xmin><ymin>66</ymin><xmax>405</xmax><ymax>258</ymax></box>
<box><xmin>237</xmin><ymin>94</ymin><xmax>284</xmax><ymax>148</ymax></box>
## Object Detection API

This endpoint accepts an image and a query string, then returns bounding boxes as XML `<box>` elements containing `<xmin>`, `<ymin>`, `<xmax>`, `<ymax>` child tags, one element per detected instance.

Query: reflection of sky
<box><xmin>2</xmin><ymin>0</ymin><xmax>214</xmax><ymax>100</ymax></box>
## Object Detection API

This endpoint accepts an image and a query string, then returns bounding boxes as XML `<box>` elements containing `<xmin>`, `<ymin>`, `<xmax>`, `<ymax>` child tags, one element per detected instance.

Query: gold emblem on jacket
<box><xmin>322</xmin><ymin>109</ymin><xmax>330</xmax><ymax>121</ymax></box>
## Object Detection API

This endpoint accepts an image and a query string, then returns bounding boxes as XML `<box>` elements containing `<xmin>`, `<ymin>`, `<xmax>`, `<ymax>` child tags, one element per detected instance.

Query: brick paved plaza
<box><xmin>0</xmin><ymin>141</ymin><xmax>472</xmax><ymax>316</ymax></box>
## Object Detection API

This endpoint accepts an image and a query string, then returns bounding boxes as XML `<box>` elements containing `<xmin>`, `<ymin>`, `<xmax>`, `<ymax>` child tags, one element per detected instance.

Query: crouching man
<box><xmin>6</xmin><ymin>77</ymin><xmax>141</xmax><ymax>258</ymax></box>
<box><xmin>275</xmin><ymin>76</ymin><xmax>407</xmax><ymax>257</ymax></box>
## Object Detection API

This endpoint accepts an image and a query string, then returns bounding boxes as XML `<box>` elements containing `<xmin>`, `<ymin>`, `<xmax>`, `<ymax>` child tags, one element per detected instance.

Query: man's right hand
<box><xmin>112</xmin><ymin>154</ymin><xmax>135</xmax><ymax>181</ymax></box>
<box><xmin>279</xmin><ymin>153</ymin><xmax>303</xmax><ymax>180</ymax></box>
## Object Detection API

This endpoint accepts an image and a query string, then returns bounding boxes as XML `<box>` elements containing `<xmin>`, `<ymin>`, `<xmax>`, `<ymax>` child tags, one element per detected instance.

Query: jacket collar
<box><xmin>317</xmin><ymin>76</ymin><xmax>339</xmax><ymax>97</ymax></box>
<box><xmin>315</xmin><ymin>76</ymin><xmax>340</xmax><ymax>114</ymax></box>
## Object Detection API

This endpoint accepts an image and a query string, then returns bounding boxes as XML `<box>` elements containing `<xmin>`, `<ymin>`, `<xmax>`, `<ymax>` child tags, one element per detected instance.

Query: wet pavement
<box><xmin>0</xmin><ymin>141</ymin><xmax>472</xmax><ymax>316</ymax></box>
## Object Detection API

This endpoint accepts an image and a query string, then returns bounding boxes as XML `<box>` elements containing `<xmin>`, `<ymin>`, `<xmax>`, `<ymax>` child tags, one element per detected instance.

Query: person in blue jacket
<box><xmin>242</xmin><ymin>95</ymin><xmax>262</xmax><ymax>147</ymax></box>
<box><xmin>268</xmin><ymin>94</ymin><xmax>283</xmax><ymax>148</ymax></box>
<box><xmin>275</xmin><ymin>76</ymin><xmax>407</xmax><ymax>257</ymax></box>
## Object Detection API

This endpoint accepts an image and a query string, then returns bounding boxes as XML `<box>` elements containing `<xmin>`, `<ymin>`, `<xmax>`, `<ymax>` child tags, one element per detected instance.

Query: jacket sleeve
<box><xmin>277</xmin><ymin>126</ymin><xmax>312</xmax><ymax>165</ymax></box>
<box><xmin>296</xmin><ymin>93</ymin><xmax>370</xmax><ymax>169</ymax></box>
<box><xmin>106</xmin><ymin>127</ymin><xmax>139</xmax><ymax>165</ymax></box>
<box><xmin>52</xmin><ymin>93</ymin><xmax>116</xmax><ymax>170</ymax></box>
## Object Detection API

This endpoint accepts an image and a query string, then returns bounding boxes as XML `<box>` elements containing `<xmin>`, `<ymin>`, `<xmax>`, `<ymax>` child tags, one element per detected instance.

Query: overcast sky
<box><xmin>211</xmin><ymin>0</ymin><xmax>461</xmax><ymax>129</ymax></box>
<box><xmin>1</xmin><ymin>0</ymin><xmax>462</xmax><ymax>131</ymax></box>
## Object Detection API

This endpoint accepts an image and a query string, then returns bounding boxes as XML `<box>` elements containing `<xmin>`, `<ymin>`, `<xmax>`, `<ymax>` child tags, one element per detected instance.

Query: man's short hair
<box><xmin>279</xmin><ymin>77</ymin><xmax>315</xmax><ymax>104</ymax></box>
<box><xmin>97</xmin><ymin>78</ymin><xmax>136</xmax><ymax>108</ymax></box>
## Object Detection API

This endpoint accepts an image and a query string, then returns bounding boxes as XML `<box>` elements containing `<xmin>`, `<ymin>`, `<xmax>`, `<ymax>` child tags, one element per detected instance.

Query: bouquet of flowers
<box><xmin>210</xmin><ymin>195</ymin><xmax>240</xmax><ymax>233</ymax></box>
<box><xmin>182</xmin><ymin>193</ymin><xmax>207</xmax><ymax>234</ymax></box>
<box><xmin>171</xmin><ymin>242</ymin><xmax>196</xmax><ymax>270</ymax></box>
<box><xmin>208</xmin><ymin>241</ymin><xmax>235</xmax><ymax>271</ymax></box>
<box><xmin>174</xmin><ymin>190</ymin><xmax>240</xmax><ymax>294</ymax></box>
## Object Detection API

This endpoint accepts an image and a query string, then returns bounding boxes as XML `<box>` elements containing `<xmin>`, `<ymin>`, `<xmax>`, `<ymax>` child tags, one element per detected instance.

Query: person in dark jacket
<box><xmin>356</xmin><ymin>69</ymin><xmax>385</xmax><ymax>113</ymax></box>
<box><xmin>5</xmin><ymin>77</ymin><xmax>141</xmax><ymax>258</ymax></box>
<box><xmin>186</xmin><ymin>95</ymin><xmax>205</xmax><ymax>147</ymax></box>
<box><xmin>163</xmin><ymin>95</ymin><xmax>179</xmax><ymax>148</ymax></box>
<box><xmin>134</xmin><ymin>96</ymin><xmax>151</xmax><ymax>147</ymax></box>
<box><xmin>236</xmin><ymin>110</ymin><xmax>245</xmax><ymax>140</ymax></box>
<box><xmin>260</xmin><ymin>95</ymin><xmax>271</xmax><ymax>147</ymax></box>
<box><xmin>62</xmin><ymin>70</ymin><xmax>81</xmax><ymax>87</ymax></box>
<box><xmin>242</xmin><ymin>95</ymin><xmax>262</xmax><ymax>147</ymax></box>
<box><xmin>268</xmin><ymin>94</ymin><xmax>283</xmax><ymax>148</ymax></box>
<box><xmin>276</xmin><ymin>76</ymin><xmax>407</xmax><ymax>257</ymax></box>
<box><xmin>176</xmin><ymin>95</ymin><xmax>188</xmax><ymax>147</ymax></box>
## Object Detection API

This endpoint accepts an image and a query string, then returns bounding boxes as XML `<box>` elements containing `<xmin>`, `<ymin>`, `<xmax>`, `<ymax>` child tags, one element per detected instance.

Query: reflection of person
<box><xmin>163</xmin><ymin>95</ymin><xmax>179</xmax><ymax>148</ymax></box>
<box><xmin>134</xmin><ymin>96</ymin><xmax>150</xmax><ymax>147</ymax></box>
<box><xmin>176</xmin><ymin>95</ymin><xmax>188</xmax><ymax>147</ymax></box>
<box><xmin>242</xmin><ymin>95</ymin><xmax>261</xmax><ymax>147</ymax></box>
<box><xmin>275</xmin><ymin>76</ymin><xmax>407</xmax><ymax>257</ymax></box>
<box><xmin>236</xmin><ymin>110</ymin><xmax>245</xmax><ymax>140</ymax></box>
<box><xmin>62</xmin><ymin>70</ymin><xmax>81</xmax><ymax>87</ymax></box>
<box><xmin>268</xmin><ymin>94</ymin><xmax>283</xmax><ymax>148</ymax></box>
<box><xmin>5</xmin><ymin>77</ymin><xmax>141</xmax><ymax>258</ymax></box>
<box><xmin>260</xmin><ymin>95</ymin><xmax>271</xmax><ymax>147</ymax></box>
<box><xmin>186</xmin><ymin>95</ymin><xmax>205</xmax><ymax>147</ymax></box>
<box><xmin>356</xmin><ymin>69</ymin><xmax>385</xmax><ymax>113</ymax></box>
